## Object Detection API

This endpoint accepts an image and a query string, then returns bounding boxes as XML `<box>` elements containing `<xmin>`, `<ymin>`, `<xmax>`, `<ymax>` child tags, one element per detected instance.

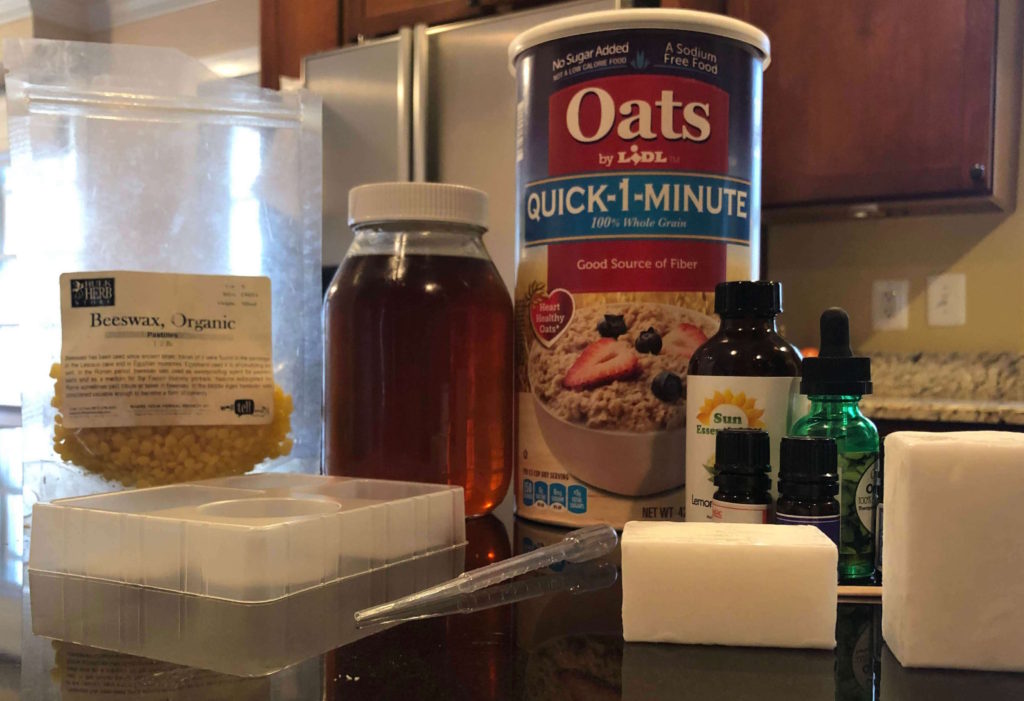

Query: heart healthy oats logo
<box><xmin>530</xmin><ymin>288</ymin><xmax>575</xmax><ymax>348</ymax></box>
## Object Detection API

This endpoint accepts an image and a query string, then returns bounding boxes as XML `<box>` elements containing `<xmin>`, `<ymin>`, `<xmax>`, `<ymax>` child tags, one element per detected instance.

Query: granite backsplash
<box><xmin>860</xmin><ymin>352</ymin><xmax>1024</xmax><ymax>425</ymax></box>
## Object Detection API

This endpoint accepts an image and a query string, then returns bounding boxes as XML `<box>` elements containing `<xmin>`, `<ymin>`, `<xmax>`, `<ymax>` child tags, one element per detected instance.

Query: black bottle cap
<box><xmin>714</xmin><ymin>428</ymin><xmax>770</xmax><ymax>475</ymax></box>
<box><xmin>778</xmin><ymin>436</ymin><xmax>839</xmax><ymax>499</ymax></box>
<box><xmin>714</xmin><ymin>281</ymin><xmax>783</xmax><ymax>317</ymax></box>
<box><xmin>779</xmin><ymin>437</ymin><xmax>838</xmax><ymax>483</ymax></box>
<box><xmin>800</xmin><ymin>308</ymin><xmax>873</xmax><ymax>396</ymax></box>
<box><xmin>714</xmin><ymin>471</ymin><xmax>772</xmax><ymax>494</ymax></box>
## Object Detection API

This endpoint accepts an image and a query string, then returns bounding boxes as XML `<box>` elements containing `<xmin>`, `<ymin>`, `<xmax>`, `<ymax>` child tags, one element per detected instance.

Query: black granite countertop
<box><xmin>17</xmin><ymin>496</ymin><xmax>1024</xmax><ymax>699</ymax></box>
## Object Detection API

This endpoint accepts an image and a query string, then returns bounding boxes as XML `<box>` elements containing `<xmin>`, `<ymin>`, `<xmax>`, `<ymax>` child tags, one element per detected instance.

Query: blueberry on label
<box><xmin>651</xmin><ymin>370</ymin><xmax>683</xmax><ymax>402</ymax></box>
<box><xmin>635</xmin><ymin>327</ymin><xmax>662</xmax><ymax>355</ymax></box>
<box><xmin>597</xmin><ymin>314</ymin><xmax>628</xmax><ymax>338</ymax></box>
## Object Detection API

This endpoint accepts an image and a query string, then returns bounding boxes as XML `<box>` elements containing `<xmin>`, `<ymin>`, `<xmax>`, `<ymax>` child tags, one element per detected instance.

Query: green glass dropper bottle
<box><xmin>791</xmin><ymin>308</ymin><xmax>878</xmax><ymax>582</ymax></box>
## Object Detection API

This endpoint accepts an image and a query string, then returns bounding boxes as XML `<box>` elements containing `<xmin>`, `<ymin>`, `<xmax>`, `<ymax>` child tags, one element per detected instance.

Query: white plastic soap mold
<box><xmin>29</xmin><ymin>474</ymin><xmax>466</xmax><ymax>602</ymax></box>
<box><xmin>30</xmin><ymin>545</ymin><xmax>465</xmax><ymax>677</ymax></box>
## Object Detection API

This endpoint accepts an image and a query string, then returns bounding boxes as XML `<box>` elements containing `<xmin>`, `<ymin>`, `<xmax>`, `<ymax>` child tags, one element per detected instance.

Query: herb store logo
<box><xmin>221</xmin><ymin>399</ymin><xmax>269</xmax><ymax>417</ymax></box>
<box><xmin>70</xmin><ymin>277</ymin><xmax>115</xmax><ymax>308</ymax></box>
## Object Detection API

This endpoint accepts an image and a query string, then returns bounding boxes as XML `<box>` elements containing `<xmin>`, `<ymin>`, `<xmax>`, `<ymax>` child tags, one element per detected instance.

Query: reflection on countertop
<box><xmin>11</xmin><ymin>506</ymin><xmax>1024</xmax><ymax>698</ymax></box>
<box><xmin>0</xmin><ymin>426</ymin><xmax>21</xmax><ymax>701</ymax></box>
<box><xmin>863</xmin><ymin>352</ymin><xmax>1024</xmax><ymax>425</ymax></box>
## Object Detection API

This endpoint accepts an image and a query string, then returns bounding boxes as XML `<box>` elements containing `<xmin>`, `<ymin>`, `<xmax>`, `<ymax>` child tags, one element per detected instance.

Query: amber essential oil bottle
<box><xmin>685</xmin><ymin>281</ymin><xmax>802</xmax><ymax>522</ymax></box>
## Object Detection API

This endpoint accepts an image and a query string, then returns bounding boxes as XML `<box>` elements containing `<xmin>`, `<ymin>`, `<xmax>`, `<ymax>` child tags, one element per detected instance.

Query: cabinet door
<box><xmin>728</xmin><ymin>0</ymin><xmax>997</xmax><ymax>209</ymax></box>
<box><xmin>344</xmin><ymin>0</ymin><xmax>480</xmax><ymax>42</ymax></box>
<box><xmin>261</xmin><ymin>0</ymin><xmax>340</xmax><ymax>88</ymax></box>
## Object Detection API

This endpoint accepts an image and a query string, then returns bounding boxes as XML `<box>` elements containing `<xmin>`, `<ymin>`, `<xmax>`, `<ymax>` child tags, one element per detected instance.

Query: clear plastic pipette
<box><xmin>358</xmin><ymin>559</ymin><xmax>618</xmax><ymax>626</ymax></box>
<box><xmin>354</xmin><ymin>524</ymin><xmax>618</xmax><ymax>625</ymax></box>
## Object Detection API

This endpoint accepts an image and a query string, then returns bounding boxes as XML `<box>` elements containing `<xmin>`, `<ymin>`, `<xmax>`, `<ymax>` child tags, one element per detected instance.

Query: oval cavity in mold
<box><xmin>198</xmin><ymin>497</ymin><xmax>341</xmax><ymax>519</ymax></box>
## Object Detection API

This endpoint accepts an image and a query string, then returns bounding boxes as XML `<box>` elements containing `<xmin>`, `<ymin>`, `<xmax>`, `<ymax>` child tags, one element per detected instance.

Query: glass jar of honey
<box><xmin>324</xmin><ymin>183</ymin><xmax>512</xmax><ymax>516</ymax></box>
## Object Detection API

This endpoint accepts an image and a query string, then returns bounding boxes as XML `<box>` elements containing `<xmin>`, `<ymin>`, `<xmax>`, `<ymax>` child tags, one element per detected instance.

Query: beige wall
<box><xmin>90</xmin><ymin>0</ymin><xmax>257</xmax><ymax>58</ymax></box>
<box><xmin>0</xmin><ymin>0</ymin><xmax>256</xmax><ymax>61</ymax></box>
<box><xmin>0</xmin><ymin>17</ymin><xmax>33</xmax><ymax>62</ymax></box>
<box><xmin>767</xmin><ymin>73</ymin><xmax>1024</xmax><ymax>355</ymax></box>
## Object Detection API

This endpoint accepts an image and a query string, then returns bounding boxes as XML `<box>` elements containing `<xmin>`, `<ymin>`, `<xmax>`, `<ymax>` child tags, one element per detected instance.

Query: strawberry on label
<box><xmin>563</xmin><ymin>338</ymin><xmax>640</xmax><ymax>390</ymax></box>
<box><xmin>663</xmin><ymin>323</ymin><xmax>708</xmax><ymax>359</ymax></box>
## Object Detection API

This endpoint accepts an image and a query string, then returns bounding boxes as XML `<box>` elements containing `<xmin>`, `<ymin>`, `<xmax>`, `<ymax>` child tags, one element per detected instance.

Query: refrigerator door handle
<box><xmin>397</xmin><ymin>26</ymin><xmax>414</xmax><ymax>181</ymax></box>
<box><xmin>412</xmin><ymin>23</ymin><xmax>429</xmax><ymax>182</ymax></box>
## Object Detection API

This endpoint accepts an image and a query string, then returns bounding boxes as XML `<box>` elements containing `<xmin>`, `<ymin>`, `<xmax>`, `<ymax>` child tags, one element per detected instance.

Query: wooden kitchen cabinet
<box><xmin>263</xmin><ymin>0</ymin><xmax>728</xmax><ymax>84</ymax></box>
<box><xmin>343</xmin><ymin>0</ymin><xmax>481</xmax><ymax>44</ymax></box>
<box><xmin>727</xmin><ymin>0</ymin><xmax>1022</xmax><ymax>216</ymax></box>
<box><xmin>342</xmin><ymin>0</ymin><xmax>725</xmax><ymax>44</ymax></box>
<box><xmin>265</xmin><ymin>0</ymin><xmax>1020</xmax><ymax>215</ymax></box>
<box><xmin>261</xmin><ymin>0</ymin><xmax>340</xmax><ymax>88</ymax></box>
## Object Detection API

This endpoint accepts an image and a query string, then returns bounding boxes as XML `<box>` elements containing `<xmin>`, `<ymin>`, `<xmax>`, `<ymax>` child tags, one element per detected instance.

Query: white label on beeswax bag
<box><xmin>685</xmin><ymin>375</ymin><xmax>800</xmax><ymax>521</ymax></box>
<box><xmin>59</xmin><ymin>271</ymin><xmax>273</xmax><ymax>428</ymax></box>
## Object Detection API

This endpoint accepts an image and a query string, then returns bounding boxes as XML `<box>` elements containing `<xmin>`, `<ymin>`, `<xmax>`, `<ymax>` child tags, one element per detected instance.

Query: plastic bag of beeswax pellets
<box><xmin>5</xmin><ymin>39</ymin><xmax>322</xmax><ymax>501</ymax></box>
<box><xmin>50</xmin><ymin>363</ymin><xmax>295</xmax><ymax>487</ymax></box>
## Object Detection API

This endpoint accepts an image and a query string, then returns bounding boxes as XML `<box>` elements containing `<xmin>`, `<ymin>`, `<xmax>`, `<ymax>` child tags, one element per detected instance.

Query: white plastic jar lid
<box><xmin>348</xmin><ymin>182</ymin><xmax>489</xmax><ymax>229</ymax></box>
<box><xmin>508</xmin><ymin>9</ymin><xmax>770</xmax><ymax>71</ymax></box>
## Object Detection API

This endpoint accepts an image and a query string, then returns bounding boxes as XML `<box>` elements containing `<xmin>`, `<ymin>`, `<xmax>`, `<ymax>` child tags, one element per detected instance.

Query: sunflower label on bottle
<box><xmin>685</xmin><ymin>376</ymin><xmax>799</xmax><ymax>521</ymax></box>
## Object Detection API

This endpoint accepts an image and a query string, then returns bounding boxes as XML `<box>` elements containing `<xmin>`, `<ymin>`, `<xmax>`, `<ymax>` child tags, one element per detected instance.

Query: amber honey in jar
<box><xmin>324</xmin><ymin>183</ymin><xmax>513</xmax><ymax>516</ymax></box>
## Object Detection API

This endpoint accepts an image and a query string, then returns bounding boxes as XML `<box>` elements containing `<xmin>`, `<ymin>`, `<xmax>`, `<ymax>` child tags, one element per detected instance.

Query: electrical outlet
<box><xmin>872</xmin><ymin>279</ymin><xmax>909</xmax><ymax>330</ymax></box>
<box><xmin>927</xmin><ymin>273</ymin><xmax>967</xmax><ymax>327</ymax></box>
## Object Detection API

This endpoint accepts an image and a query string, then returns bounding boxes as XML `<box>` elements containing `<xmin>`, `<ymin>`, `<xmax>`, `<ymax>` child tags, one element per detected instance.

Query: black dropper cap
<box><xmin>714</xmin><ymin>281</ymin><xmax>783</xmax><ymax>317</ymax></box>
<box><xmin>714</xmin><ymin>428</ymin><xmax>771</xmax><ymax>493</ymax></box>
<box><xmin>779</xmin><ymin>436</ymin><xmax>839</xmax><ymax>499</ymax></box>
<box><xmin>800</xmin><ymin>308</ymin><xmax>872</xmax><ymax>396</ymax></box>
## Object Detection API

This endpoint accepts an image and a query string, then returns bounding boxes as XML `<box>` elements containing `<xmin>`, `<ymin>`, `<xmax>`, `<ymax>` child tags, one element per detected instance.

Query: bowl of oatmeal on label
<box><xmin>528</xmin><ymin>303</ymin><xmax>719</xmax><ymax>496</ymax></box>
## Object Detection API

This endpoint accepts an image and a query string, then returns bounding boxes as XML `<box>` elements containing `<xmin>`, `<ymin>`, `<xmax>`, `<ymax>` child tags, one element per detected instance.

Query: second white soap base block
<box><xmin>622</xmin><ymin>522</ymin><xmax>837</xmax><ymax>649</ymax></box>
<box><xmin>883</xmin><ymin>431</ymin><xmax>1024</xmax><ymax>672</ymax></box>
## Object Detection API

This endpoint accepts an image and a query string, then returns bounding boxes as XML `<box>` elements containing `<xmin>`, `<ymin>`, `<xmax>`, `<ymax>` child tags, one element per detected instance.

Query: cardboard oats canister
<box><xmin>509</xmin><ymin>10</ymin><xmax>770</xmax><ymax>528</ymax></box>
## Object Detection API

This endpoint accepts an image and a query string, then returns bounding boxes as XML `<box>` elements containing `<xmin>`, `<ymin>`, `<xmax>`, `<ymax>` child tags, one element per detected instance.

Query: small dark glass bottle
<box><xmin>685</xmin><ymin>281</ymin><xmax>802</xmax><ymax>522</ymax></box>
<box><xmin>711</xmin><ymin>428</ymin><xmax>772</xmax><ymax>524</ymax></box>
<box><xmin>776</xmin><ymin>436</ymin><xmax>840</xmax><ymax>547</ymax></box>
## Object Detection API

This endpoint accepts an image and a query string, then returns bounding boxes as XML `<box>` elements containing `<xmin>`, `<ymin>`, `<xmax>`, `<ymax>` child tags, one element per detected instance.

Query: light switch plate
<box><xmin>872</xmin><ymin>279</ymin><xmax>909</xmax><ymax>330</ymax></box>
<box><xmin>927</xmin><ymin>273</ymin><xmax>967</xmax><ymax>327</ymax></box>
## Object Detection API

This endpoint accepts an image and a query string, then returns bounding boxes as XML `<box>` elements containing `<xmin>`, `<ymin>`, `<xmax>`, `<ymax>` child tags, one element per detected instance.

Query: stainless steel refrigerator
<box><xmin>304</xmin><ymin>0</ymin><xmax>631</xmax><ymax>290</ymax></box>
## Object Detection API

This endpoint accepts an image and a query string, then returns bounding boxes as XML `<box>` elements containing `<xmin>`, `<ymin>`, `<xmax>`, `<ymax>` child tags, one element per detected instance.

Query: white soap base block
<box><xmin>882</xmin><ymin>431</ymin><xmax>1024</xmax><ymax>672</ymax></box>
<box><xmin>621</xmin><ymin>522</ymin><xmax>837</xmax><ymax>649</ymax></box>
